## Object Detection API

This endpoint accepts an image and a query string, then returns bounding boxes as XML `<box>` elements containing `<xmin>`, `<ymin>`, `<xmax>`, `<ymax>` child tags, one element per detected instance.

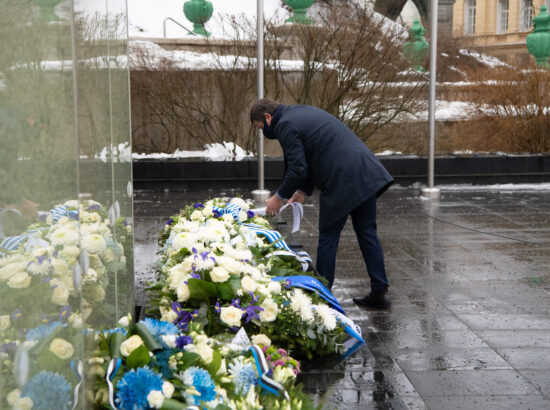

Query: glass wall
<box><xmin>0</xmin><ymin>0</ymin><xmax>133</xmax><ymax>408</ymax></box>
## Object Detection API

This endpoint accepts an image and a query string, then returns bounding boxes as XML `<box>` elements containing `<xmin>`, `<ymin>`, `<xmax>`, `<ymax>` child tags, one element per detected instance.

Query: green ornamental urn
<box><xmin>403</xmin><ymin>19</ymin><xmax>429</xmax><ymax>71</ymax></box>
<box><xmin>32</xmin><ymin>0</ymin><xmax>63</xmax><ymax>22</ymax></box>
<box><xmin>284</xmin><ymin>0</ymin><xmax>316</xmax><ymax>25</ymax></box>
<box><xmin>526</xmin><ymin>5</ymin><xmax>550</xmax><ymax>68</ymax></box>
<box><xmin>183</xmin><ymin>0</ymin><xmax>213</xmax><ymax>37</ymax></box>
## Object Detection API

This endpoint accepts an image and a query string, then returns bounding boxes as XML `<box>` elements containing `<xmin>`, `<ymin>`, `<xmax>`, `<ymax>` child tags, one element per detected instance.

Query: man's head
<box><xmin>250</xmin><ymin>98</ymin><xmax>281</xmax><ymax>129</ymax></box>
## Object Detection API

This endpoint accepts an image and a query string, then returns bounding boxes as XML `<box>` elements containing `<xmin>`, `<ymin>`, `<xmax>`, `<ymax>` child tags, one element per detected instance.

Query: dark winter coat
<box><xmin>264</xmin><ymin>104</ymin><xmax>394</xmax><ymax>231</ymax></box>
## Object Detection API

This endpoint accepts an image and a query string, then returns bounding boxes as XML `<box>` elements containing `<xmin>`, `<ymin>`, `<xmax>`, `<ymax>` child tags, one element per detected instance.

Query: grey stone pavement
<box><xmin>134</xmin><ymin>186</ymin><xmax>550</xmax><ymax>409</ymax></box>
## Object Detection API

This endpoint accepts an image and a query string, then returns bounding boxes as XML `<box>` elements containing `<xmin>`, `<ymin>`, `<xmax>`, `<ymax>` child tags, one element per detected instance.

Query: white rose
<box><xmin>202</xmin><ymin>207</ymin><xmax>213</xmax><ymax>217</ymax></box>
<box><xmin>254</xmin><ymin>216</ymin><xmax>269</xmax><ymax>226</ymax></box>
<box><xmin>120</xmin><ymin>335</ymin><xmax>144</xmax><ymax>356</ymax></box>
<box><xmin>259</xmin><ymin>299</ymin><xmax>279</xmax><ymax>322</ymax></box>
<box><xmin>51</xmin><ymin>258</ymin><xmax>71</xmax><ymax>277</ymax></box>
<box><xmin>230</xmin><ymin>197</ymin><xmax>249</xmax><ymax>210</ymax></box>
<box><xmin>82</xmin><ymin>211</ymin><xmax>101</xmax><ymax>223</ymax></box>
<box><xmin>222</xmin><ymin>213</ymin><xmax>234</xmax><ymax>223</ymax></box>
<box><xmin>241</xmin><ymin>276</ymin><xmax>258</xmax><ymax>293</ymax></box>
<box><xmin>190</xmin><ymin>210</ymin><xmax>203</xmax><ymax>221</ymax></box>
<box><xmin>238</xmin><ymin>211</ymin><xmax>248</xmax><ymax>222</ymax></box>
<box><xmin>210</xmin><ymin>266</ymin><xmax>230</xmax><ymax>283</ymax></box>
<box><xmin>257</xmin><ymin>285</ymin><xmax>270</xmax><ymax>296</ymax></box>
<box><xmin>0</xmin><ymin>262</ymin><xmax>27</xmax><ymax>280</ymax></box>
<box><xmin>162</xmin><ymin>381</ymin><xmax>175</xmax><ymax>398</ymax></box>
<box><xmin>176</xmin><ymin>284</ymin><xmax>190</xmax><ymax>302</ymax></box>
<box><xmin>7</xmin><ymin>389</ymin><xmax>21</xmax><ymax>406</ymax></box>
<box><xmin>273</xmin><ymin>367</ymin><xmax>296</xmax><ymax>384</ymax></box>
<box><xmin>220</xmin><ymin>306</ymin><xmax>243</xmax><ymax>327</ymax></box>
<box><xmin>160</xmin><ymin>308</ymin><xmax>178</xmax><ymax>323</ymax></box>
<box><xmin>49</xmin><ymin>338</ymin><xmax>75</xmax><ymax>360</ymax></box>
<box><xmin>267</xmin><ymin>281</ymin><xmax>282</xmax><ymax>294</ymax></box>
<box><xmin>81</xmin><ymin>234</ymin><xmax>107</xmax><ymax>255</ymax></box>
<box><xmin>87</xmin><ymin>285</ymin><xmax>106</xmax><ymax>303</ymax></box>
<box><xmin>118</xmin><ymin>315</ymin><xmax>130</xmax><ymax>327</ymax></box>
<box><xmin>0</xmin><ymin>315</ymin><xmax>11</xmax><ymax>331</ymax></box>
<box><xmin>251</xmin><ymin>334</ymin><xmax>271</xmax><ymax>347</ymax></box>
<box><xmin>147</xmin><ymin>390</ymin><xmax>164</xmax><ymax>409</ymax></box>
<box><xmin>68</xmin><ymin>313</ymin><xmax>83</xmax><ymax>329</ymax></box>
<box><xmin>8</xmin><ymin>271</ymin><xmax>31</xmax><ymax>289</ymax></box>
<box><xmin>196</xmin><ymin>343</ymin><xmax>214</xmax><ymax>364</ymax></box>
<box><xmin>62</xmin><ymin>245</ymin><xmax>80</xmax><ymax>258</ymax></box>
<box><xmin>13</xmin><ymin>397</ymin><xmax>33</xmax><ymax>410</ymax></box>
<box><xmin>216</xmin><ymin>256</ymin><xmax>242</xmax><ymax>274</ymax></box>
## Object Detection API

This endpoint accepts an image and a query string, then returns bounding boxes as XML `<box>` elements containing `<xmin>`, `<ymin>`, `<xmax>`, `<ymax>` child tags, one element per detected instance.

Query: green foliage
<box><xmin>188</xmin><ymin>278</ymin><xmax>218</xmax><ymax>300</ymax></box>
<box><xmin>125</xmin><ymin>345</ymin><xmax>151</xmax><ymax>369</ymax></box>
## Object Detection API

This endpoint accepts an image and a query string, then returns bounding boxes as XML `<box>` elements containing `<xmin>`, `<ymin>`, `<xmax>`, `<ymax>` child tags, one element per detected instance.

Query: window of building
<box><xmin>465</xmin><ymin>0</ymin><xmax>476</xmax><ymax>34</ymax></box>
<box><xmin>520</xmin><ymin>0</ymin><xmax>533</xmax><ymax>31</ymax></box>
<box><xmin>497</xmin><ymin>0</ymin><xmax>509</xmax><ymax>33</ymax></box>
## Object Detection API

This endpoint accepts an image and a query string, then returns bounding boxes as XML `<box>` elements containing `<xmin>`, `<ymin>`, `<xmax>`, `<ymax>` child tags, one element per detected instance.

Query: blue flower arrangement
<box><xmin>141</xmin><ymin>318</ymin><xmax>178</xmax><ymax>346</ymax></box>
<box><xmin>25</xmin><ymin>321</ymin><xmax>63</xmax><ymax>342</ymax></box>
<box><xmin>21</xmin><ymin>371</ymin><xmax>72</xmax><ymax>410</ymax></box>
<box><xmin>181</xmin><ymin>366</ymin><xmax>217</xmax><ymax>405</ymax></box>
<box><xmin>228</xmin><ymin>358</ymin><xmax>258</xmax><ymax>395</ymax></box>
<box><xmin>116</xmin><ymin>366</ymin><xmax>164</xmax><ymax>410</ymax></box>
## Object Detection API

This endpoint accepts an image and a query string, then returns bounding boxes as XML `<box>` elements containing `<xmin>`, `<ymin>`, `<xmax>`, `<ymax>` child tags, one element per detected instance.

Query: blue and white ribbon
<box><xmin>51</xmin><ymin>205</ymin><xmax>79</xmax><ymax>224</ymax></box>
<box><xmin>106</xmin><ymin>358</ymin><xmax>122</xmax><ymax>409</ymax></box>
<box><xmin>248</xmin><ymin>345</ymin><xmax>290</xmax><ymax>401</ymax></box>
<box><xmin>70</xmin><ymin>360</ymin><xmax>84</xmax><ymax>410</ymax></box>
<box><xmin>265</xmin><ymin>250</ymin><xmax>311</xmax><ymax>272</ymax></box>
<box><xmin>0</xmin><ymin>229</ymin><xmax>43</xmax><ymax>251</ymax></box>
<box><xmin>212</xmin><ymin>203</ymin><xmax>242</xmax><ymax>220</ymax></box>
<box><xmin>252</xmin><ymin>202</ymin><xmax>304</xmax><ymax>233</ymax></box>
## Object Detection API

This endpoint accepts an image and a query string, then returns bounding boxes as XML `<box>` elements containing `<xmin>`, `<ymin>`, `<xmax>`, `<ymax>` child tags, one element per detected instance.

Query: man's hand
<box><xmin>287</xmin><ymin>190</ymin><xmax>305</xmax><ymax>205</ymax></box>
<box><xmin>265</xmin><ymin>194</ymin><xmax>284</xmax><ymax>216</ymax></box>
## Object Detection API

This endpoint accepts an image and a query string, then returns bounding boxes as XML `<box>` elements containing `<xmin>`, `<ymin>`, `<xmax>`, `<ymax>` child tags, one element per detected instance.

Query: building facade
<box><xmin>452</xmin><ymin>0</ymin><xmax>549</xmax><ymax>64</ymax></box>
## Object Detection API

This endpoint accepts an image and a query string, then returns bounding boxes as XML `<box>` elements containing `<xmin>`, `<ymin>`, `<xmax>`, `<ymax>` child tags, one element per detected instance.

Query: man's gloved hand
<box><xmin>287</xmin><ymin>190</ymin><xmax>305</xmax><ymax>205</ymax></box>
<box><xmin>265</xmin><ymin>194</ymin><xmax>284</xmax><ymax>216</ymax></box>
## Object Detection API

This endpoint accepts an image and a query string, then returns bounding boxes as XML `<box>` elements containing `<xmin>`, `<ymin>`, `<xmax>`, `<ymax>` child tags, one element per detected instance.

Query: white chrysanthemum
<box><xmin>202</xmin><ymin>206</ymin><xmax>214</xmax><ymax>217</ymax></box>
<box><xmin>241</xmin><ymin>265</ymin><xmax>264</xmax><ymax>281</ymax></box>
<box><xmin>190</xmin><ymin>210</ymin><xmax>204</xmax><ymax>221</ymax></box>
<box><xmin>79</xmin><ymin>223</ymin><xmax>99</xmax><ymax>236</ymax></box>
<box><xmin>81</xmin><ymin>234</ymin><xmax>107</xmax><ymax>255</ymax></box>
<box><xmin>167</xmin><ymin>265</ymin><xmax>191</xmax><ymax>290</ymax></box>
<box><xmin>81</xmin><ymin>211</ymin><xmax>101</xmax><ymax>223</ymax></box>
<box><xmin>63</xmin><ymin>200</ymin><xmax>79</xmax><ymax>208</ymax></box>
<box><xmin>230</xmin><ymin>197</ymin><xmax>249</xmax><ymax>210</ymax></box>
<box><xmin>0</xmin><ymin>262</ymin><xmax>28</xmax><ymax>281</ymax></box>
<box><xmin>267</xmin><ymin>281</ymin><xmax>282</xmax><ymax>294</ymax></box>
<box><xmin>147</xmin><ymin>390</ymin><xmax>164</xmax><ymax>409</ymax></box>
<box><xmin>0</xmin><ymin>254</ymin><xmax>28</xmax><ymax>268</ymax></box>
<box><xmin>238</xmin><ymin>211</ymin><xmax>248</xmax><ymax>222</ymax></box>
<box><xmin>259</xmin><ymin>299</ymin><xmax>278</xmax><ymax>322</ymax></box>
<box><xmin>172</xmin><ymin>231</ymin><xmax>197</xmax><ymax>252</ymax></box>
<box><xmin>62</xmin><ymin>245</ymin><xmax>80</xmax><ymax>259</ymax></box>
<box><xmin>256</xmin><ymin>284</ymin><xmax>270</xmax><ymax>296</ymax></box>
<box><xmin>83</xmin><ymin>268</ymin><xmax>98</xmax><ymax>284</ymax></box>
<box><xmin>222</xmin><ymin>213</ymin><xmax>234</xmax><ymax>223</ymax></box>
<box><xmin>314</xmin><ymin>304</ymin><xmax>337</xmax><ymax>330</ymax></box>
<box><xmin>50</xmin><ymin>226</ymin><xmax>80</xmax><ymax>246</ymax></box>
<box><xmin>290</xmin><ymin>289</ymin><xmax>314</xmax><ymax>322</ymax></box>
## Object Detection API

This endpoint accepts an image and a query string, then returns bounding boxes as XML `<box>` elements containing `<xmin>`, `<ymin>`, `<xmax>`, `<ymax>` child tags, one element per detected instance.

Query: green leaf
<box><xmin>188</xmin><ymin>278</ymin><xmax>218</xmax><ymax>300</ymax></box>
<box><xmin>109</xmin><ymin>332</ymin><xmax>126</xmax><ymax>358</ymax></box>
<box><xmin>179</xmin><ymin>352</ymin><xmax>200</xmax><ymax>371</ymax></box>
<box><xmin>207</xmin><ymin>350</ymin><xmax>222</xmax><ymax>377</ymax></box>
<box><xmin>135</xmin><ymin>323</ymin><xmax>162</xmax><ymax>352</ymax></box>
<box><xmin>125</xmin><ymin>345</ymin><xmax>151</xmax><ymax>369</ymax></box>
<box><xmin>215</xmin><ymin>276</ymin><xmax>240</xmax><ymax>300</ymax></box>
<box><xmin>160</xmin><ymin>398</ymin><xmax>186</xmax><ymax>410</ymax></box>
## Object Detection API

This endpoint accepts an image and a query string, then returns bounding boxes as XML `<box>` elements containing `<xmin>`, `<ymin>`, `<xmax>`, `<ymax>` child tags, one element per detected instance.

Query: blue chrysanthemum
<box><xmin>141</xmin><ymin>318</ymin><xmax>178</xmax><ymax>345</ymax></box>
<box><xmin>116</xmin><ymin>366</ymin><xmax>164</xmax><ymax>410</ymax></box>
<box><xmin>181</xmin><ymin>366</ymin><xmax>217</xmax><ymax>405</ymax></box>
<box><xmin>228</xmin><ymin>358</ymin><xmax>258</xmax><ymax>395</ymax></box>
<box><xmin>25</xmin><ymin>321</ymin><xmax>64</xmax><ymax>342</ymax></box>
<box><xmin>21</xmin><ymin>371</ymin><xmax>72</xmax><ymax>410</ymax></box>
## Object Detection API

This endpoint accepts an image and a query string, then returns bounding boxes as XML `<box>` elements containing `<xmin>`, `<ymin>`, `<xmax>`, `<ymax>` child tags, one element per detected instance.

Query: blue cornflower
<box><xmin>181</xmin><ymin>366</ymin><xmax>217</xmax><ymax>405</ymax></box>
<box><xmin>140</xmin><ymin>318</ymin><xmax>178</xmax><ymax>343</ymax></box>
<box><xmin>116</xmin><ymin>367</ymin><xmax>164</xmax><ymax>410</ymax></box>
<box><xmin>25</xmin><ymin>321</ymin><xmax>64</xmax><ymax>342</ymax></box>
<box><xmin>21</xmin><ymin>371</ymin><xmax>72</xmax><ymax>410</ymax></box>
<box><xmin>228</xmin><ymin>358</ymin><xmax>258</xmax><ymax>395</ymax></box>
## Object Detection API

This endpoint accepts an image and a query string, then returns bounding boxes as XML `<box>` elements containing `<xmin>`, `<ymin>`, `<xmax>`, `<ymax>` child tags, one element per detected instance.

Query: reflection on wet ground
<box><xmin>134</xmin><ymin>187</ymin><xmax>550</xmax><ymax>409</ymax></box>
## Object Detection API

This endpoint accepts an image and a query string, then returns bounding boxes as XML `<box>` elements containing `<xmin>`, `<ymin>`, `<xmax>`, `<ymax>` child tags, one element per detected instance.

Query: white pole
<box><xmin>421</xmin><ymin>0</ymin><xmax>440</xmax><ymax>200</ymax></box>
<box><xmin>252</xmin><ymin>0</ymin><xmax>270</xmax><ymax>202</ymax></box>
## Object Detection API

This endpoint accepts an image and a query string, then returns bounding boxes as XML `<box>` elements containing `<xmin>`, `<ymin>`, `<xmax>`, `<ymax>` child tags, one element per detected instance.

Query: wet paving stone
<box><xmin>134</xmin><ymin>186</ymin><xmax>550</xmax><ymax>408</ymax></box>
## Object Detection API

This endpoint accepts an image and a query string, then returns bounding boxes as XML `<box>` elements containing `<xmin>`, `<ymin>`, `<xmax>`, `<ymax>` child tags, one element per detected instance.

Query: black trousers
<box><xmin>316</xmin><ymin>195</ymin><xmax>389</xmax><ymax>291</ymax></box>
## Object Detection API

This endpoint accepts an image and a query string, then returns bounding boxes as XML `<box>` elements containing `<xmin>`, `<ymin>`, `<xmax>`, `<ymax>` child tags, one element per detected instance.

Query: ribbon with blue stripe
<box><xmin>70</xmin><ymin>360</ymin><xmax>84</xmax><ymax>409</ymax></box>
<box><xmin>0</xmin><ymin>229</ymin><xmax>43</xmax><ymax>251</ymax></box>
<box><xmin>271</xmin><ymin>276</ymin><xmax>345</xmax><ymax>314</ymax></box>
<box><xmin>248</xmin><ymin>345</ymin><xmax>290</xmax><ymax>401</ymax></box>
<box><xmin>106</xmin><ymin>358</ymin><xmax>122</xmax><ymax>409</ymax></box>
<box><xmin>212</xmin><ymin>203</ymin><xmax>242</xmax><ymax>220</ymax></box>
<box><xmin>51</xmin><ymin>205</ymin><xmax>79</xmax><ymax>224</ymax></box>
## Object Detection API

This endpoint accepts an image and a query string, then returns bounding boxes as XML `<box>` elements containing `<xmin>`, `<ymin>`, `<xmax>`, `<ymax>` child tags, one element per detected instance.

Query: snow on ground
<box><xmin>438</xmin><ymin>183</ymin><xmax>550</xmax><ymax>191</ymax></box>
<box><xmin>459</xmin><ymin>49</ymin><xmax>511</xmax><ymax>68</ymax></box>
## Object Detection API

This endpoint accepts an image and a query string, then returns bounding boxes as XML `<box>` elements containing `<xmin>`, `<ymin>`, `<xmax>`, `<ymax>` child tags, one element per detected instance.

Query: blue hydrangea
<box><xmin>25</xmin><ymin>321</ymin><xmax>64</xmax><ymax>342</ymax></box>
<box><xmin>116</xmin><ymin>366</ymin><xmax>164</xmax><ymax>410</ymax></box>
<box><xmin>228</xmin><ymin>358</ymin><xmax>258</xmax><ymax>395</ymax></box>
<box><xmin>181</xmin><ymin>366</ymin><xmax>217</xmax><ymax>405</ymax></box>
<box><xmin>141</xmin><ymin>318</ymin><xmax>178</xmax><ymax>343</ymax></box>
<box><xmin>21</xmin><ymin>371</ymin><xmax>72</xmax><ymax>410</ymax></box>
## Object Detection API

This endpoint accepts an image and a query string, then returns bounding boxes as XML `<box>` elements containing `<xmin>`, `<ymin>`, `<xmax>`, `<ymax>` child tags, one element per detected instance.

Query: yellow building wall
<box><xmin>452</xmin><ymin>0</ymin><xmax>548</xmax><ymax>64</ymax></box>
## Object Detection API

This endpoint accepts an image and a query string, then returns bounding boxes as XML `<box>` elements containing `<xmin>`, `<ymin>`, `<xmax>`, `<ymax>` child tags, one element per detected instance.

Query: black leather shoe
<box><xmin>353</xmin><ymin>291</ymin><xmax>391</xmax><ymax>308</ymax></box>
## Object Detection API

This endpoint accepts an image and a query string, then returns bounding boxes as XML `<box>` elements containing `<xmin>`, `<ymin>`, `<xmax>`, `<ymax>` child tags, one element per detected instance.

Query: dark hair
<box><xmin>249</xmin><ymin>98</ymin><xmax>281</xmax><ymax>123</ymax></box>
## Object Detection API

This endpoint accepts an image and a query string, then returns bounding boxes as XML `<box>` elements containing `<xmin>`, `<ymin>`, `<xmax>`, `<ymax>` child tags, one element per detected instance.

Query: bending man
<box><xmin>250</xmin><ymin>98</ymin><xmax>394</xmax><ymax>308</ymax></box>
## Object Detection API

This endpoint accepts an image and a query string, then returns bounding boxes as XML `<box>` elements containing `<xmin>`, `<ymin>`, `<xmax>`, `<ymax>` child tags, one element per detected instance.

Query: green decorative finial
<box><xmin>183</xmin><ymin>0</ymin><xmax>213</xmax><ymax>37</ymax></box>
<box><xmin>526</xmin><ymin>5</ymin><xmax>550</xmax><ymax>68</ymax></box>
<box><xmin>403</xmin><ymin>19</ymin><xmax>429</xmax><ymax>71</ymax></box>
<box><xmin>284</xmin><ymin>0</ymin><xmax>316</xmax><ymax>25</ymax></box>
<box><xmin>32</xmin><ymin>0</ymin><xmax>63</xmax><ymax>22</ymax></box>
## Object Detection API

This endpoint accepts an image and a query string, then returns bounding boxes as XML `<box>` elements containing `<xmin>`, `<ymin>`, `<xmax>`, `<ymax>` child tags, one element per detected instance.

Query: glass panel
<box><xmin>0</xmin><ymin>0</ymin><xmax>133</xmax><ymax>407</ymax></box>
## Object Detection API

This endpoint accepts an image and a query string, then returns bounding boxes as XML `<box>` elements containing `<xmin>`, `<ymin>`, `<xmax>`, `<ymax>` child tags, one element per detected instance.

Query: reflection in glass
<box><xmin>0</xmin><ymin>1</ymin><xmax>133</xmax><ymax>407</ymax></box>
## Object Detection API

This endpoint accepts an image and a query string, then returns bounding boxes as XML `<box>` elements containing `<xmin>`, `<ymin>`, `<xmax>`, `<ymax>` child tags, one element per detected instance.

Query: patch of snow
<box><xmin>94</xmin><ymin>142</ymin><xmax>132</xmax><ymax>163</ymax></box>
<box><xmin>441</xmin><ymin>52</ymin><xmax>449</xmax><ymax>57</ymax></box>
<box><xmin>409</xmin><ymin>101</ymin><xmax>475</xmax><ymax>121</ymax></box>
<box><xmin>375</xmin><ymin>150</ymin><xmax>404</xmax><ymax>156</ymax></box>
<box><xmin>459</xmin><ymin>49</ymin><xmax>511</xmax><ymax>68</ymax></box>
<box><xmin>438</xmin><ymin>183</ymin><xmax>550</xmax><ymax>192</ymax></box>
<box><xmin>132</xmin><ymin>142</ymin><xmax>253</xmax><ymax>161</ymax></box>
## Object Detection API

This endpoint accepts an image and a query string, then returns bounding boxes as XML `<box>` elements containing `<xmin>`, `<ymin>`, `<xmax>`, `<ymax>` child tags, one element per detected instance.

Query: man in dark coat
<box><xmin>250</xmin><ymin>98</ymin><xmax>394</xmax><ymax>308</ymax></box>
